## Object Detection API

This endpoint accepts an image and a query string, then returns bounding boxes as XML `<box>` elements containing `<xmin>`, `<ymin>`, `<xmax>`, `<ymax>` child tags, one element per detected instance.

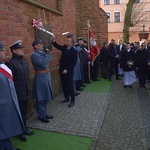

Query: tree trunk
<box><xmin>123</xmin><ymin>0</ymin><xmax>134</xmax><ymax>43</ymax></box>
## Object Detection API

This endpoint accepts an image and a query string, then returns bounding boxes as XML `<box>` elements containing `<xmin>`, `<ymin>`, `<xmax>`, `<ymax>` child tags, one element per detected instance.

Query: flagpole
<box><xmin>43</xmin><ymin>9</ymin><xmax>48</xmax><ymax>51</ymax></box>
<box><xmin>87</xmin><ymin>20</ymin><xmax>91</xmax><ymax>80</ymax></box>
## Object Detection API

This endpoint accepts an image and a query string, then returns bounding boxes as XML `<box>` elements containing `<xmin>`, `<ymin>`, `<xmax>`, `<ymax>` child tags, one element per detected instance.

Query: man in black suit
<box><xmin>118</xmin><ymin>39</ymin><xmax>126</xmax><ymax>53</ymax></box>
<box><xmin>108</xmin><ymin>39</ymin><xmax>120</xmax><ymax>81</ymax></box>
<box><xmin>52</xmin><ymin>34</ymin><xmax>77</xmax><ymax>107</ymax></box>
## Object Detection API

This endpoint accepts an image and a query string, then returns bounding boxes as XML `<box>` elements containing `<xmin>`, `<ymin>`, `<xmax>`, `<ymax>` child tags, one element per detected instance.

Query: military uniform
<box><xmin>0</xmin><ymin>42</ymin><xmax>24</xmax><ymax>150</ymax></box>
<box><xmin>31</xmin><ymin>39</ymin><xmax>54</xmax><ymax>123</ymax></box>
<box><xmin>6</xmin><ymin>40</ymin><xmax>34</xmax><ymax>142</ymax></box>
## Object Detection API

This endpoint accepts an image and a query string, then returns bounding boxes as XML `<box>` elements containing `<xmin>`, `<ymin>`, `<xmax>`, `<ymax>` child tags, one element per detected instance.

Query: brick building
<box><xmin>0</xmin><ymin>0</ymin><xmax>108</xmax><ymax>96</ymax></box>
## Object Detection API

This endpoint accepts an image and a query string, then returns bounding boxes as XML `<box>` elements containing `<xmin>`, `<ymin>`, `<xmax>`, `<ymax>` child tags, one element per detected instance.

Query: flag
<box><xmin>0</xmin><ymin>64</ymin><xmax>13</xmax><ymax>81</ymax></box>
<box><xmin>88</xmin><ymin>25</ymin><xmax>100</xmax><ymax>62</ymax></box>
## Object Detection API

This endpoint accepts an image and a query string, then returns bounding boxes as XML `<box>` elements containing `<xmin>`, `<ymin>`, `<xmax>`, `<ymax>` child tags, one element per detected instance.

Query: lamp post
<box><xmin>138</xmin><ymin>25</ymin><xmax>149</xmax><ymax>41</ymax></box>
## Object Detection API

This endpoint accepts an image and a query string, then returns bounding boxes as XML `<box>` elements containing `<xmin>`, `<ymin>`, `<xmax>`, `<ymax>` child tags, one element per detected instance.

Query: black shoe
<box><xmin>80</xmin><ymin>84</ymin><xmax>86</xmax><ymax>87</ymax></box>
<box><xmin>61</xmin><ymin>99</ymin><xmax>69</xmax><ymax>103</ymax></box>
<box><xmin>124</xmin><ymin>85</ymin><xmax>128</xmax><ymax>88</ymax></box>
<box><xmin>24</xmin><ymin>130</ymin><xmax>35</xmax><ymax>135</ymax></box>
<box><xmin>45</xmin><ymin>115</ymin><xmax>54</xmax><ymax>119</ymax></box>
<box><xmin>39</xmin><ymin>118</ymin><xmax>49</xmax><ymax>123</ymax></box>
<box><xmin>17</xmin><ymin>135</ymin><xmax>27</xmax><ymax>142</ymax></box>
<box><xmin>103</xmin><ymin>76</ymin><xmax>108</xmax><ymax>79</ymax></box>
<box><xmin>85</xmin><ymin>81</ymin><xmax>90</xmax><ymax>84</ymax></box>
<box><xmin>76</xmin><ymin>88</ymin><xmax>83</xmax><ymax>91</ymax></box>
<box><xmin>116</xmin><ymin>78</ymin><xmax>121</xmax><ymax>80</ymax></box>
<box><xmin>109</xmin><ymin>78</ymin><xmax>111</xmax><ymax>81</ymax></box>
<box><xmin>129</xmin><ymin>85</ymin><xmax>132</xmax><ymax>88</ymax></box>
<box><xmin>13</xmin><ymin>147</ymin><xmax>21</xmax><ymax>150</ymax></box>
<box><xmin>143</xmin><ymin>85</ymin><xmax>146</xmax><ymax>88</ymax></box>
<box><xmin>75</xmin><ymin>92</ymin><xmax>80</xmax><ymax>96</ymax></box>
<box><xmin>68</xmin><ymin>102</ymin><xmax>74</xmax><ymax>108</ymax></box>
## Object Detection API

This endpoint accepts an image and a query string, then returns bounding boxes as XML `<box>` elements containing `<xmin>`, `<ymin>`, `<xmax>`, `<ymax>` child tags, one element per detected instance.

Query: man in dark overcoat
<box><xmin>31</xmin><ymin>39</ymin><xmax>54</xmax><ymax>123</ymax></box>
<box><xmin>100</xmin><ymin>42</ymin><xmax>110</xmax><ymax>79</ymax></box>
<box><xmin>0</xmin><ymin>42</ymin><xmax>25</xmax><ymax>150</ymax></box>
<box><xmin>108</xmin><ymin>39</ymin><xmax>120</xmax><ymax>81</ymax></box>
<box><xmin>6</xmin><ymin>40</ymin><xmax>34</xmax><ymax>142</ymax></box>
<box><xmin>136</xmin><ymin>40</ymin><xmax>149</xmax><ymax>88</ymax></box>
<box><xmin>82</xmin><ymin>39</ymin><xmax>91</xmax><ymax>83</ymax></box>
<box><xmin>52</xmin><ymin>34</ymin><xmax>77</xmax><ymax>107</ymax></box>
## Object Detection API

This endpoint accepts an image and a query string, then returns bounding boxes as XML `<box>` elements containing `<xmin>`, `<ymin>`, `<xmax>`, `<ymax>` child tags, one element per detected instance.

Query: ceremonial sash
<box><xmin>0</xmin><ymin>64</ymin><xmax>13</xmax><ymax>81</ymax></box>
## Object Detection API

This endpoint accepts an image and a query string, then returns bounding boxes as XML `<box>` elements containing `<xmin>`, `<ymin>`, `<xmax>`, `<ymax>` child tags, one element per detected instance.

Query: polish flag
<box><xmin>88</xmin><ymin>25</ymin><xmax>100</xmax><ymax>62</ymax></box>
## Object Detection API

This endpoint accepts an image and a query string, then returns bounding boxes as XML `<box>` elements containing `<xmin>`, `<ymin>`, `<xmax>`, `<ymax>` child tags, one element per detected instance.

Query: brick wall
<box><xmin>0</xmin><ymin>0</ymin><xmax>108</xmax><ymax>97</ymax></box>
<box><xmin>75</xmin><ymin>0</ymin><xmax>108</xmax><ymax>49</ymax></box>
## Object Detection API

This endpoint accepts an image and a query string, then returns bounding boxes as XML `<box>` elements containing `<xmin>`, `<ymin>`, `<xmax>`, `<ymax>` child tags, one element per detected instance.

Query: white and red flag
<box><xmin>32</xmin><ymin>19</ymin><xmax>54</xmax><ymax>37</ymax></box>
<box><xmin>0</xmin><ymin>64</ymin><xmax>13</xmax><ymax>81</ymax></box>
<box><xmin>88</xmin><ymin>25</ymin><xmax>100</xmax><ymax>62</ymax></box>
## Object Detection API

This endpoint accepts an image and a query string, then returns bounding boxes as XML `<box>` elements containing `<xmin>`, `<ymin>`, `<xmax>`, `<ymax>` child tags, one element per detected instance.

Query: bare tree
<box><xmin>123</xmin><ymin>0</ymin><xmax>134</xmax><ymax>43</ymax></box>
<box><xmin>130</xmin><ymin>2</ymin><xmax>149</xmax><ymax>31</ymax></box>
<box><xmin>123</xmin><ymin>0</ymin><xmax>149</xmax><ymax>42</ymax></box>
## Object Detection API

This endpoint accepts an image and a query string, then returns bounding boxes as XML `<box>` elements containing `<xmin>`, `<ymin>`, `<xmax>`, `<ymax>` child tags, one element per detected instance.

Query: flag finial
<box><xmin>87</xmin><ymin>20</ymin><xmax>90</xmax><ymax>26</ymax></box>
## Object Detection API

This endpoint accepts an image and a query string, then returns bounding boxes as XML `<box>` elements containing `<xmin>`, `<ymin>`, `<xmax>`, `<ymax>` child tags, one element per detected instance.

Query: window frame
<box><xmin>114</xmin><ymin>0</ymin><xmax>120</xmax><ymax>4</ymax></box>
<box><xmin>114</xmin><ymin>11</ymin><xmax>121</xmax><ymax>22</ymax></box>
<box><xmin>134</xmin><ymin>0</ymin><xmax>140</xmax><ymax>3</ymax></box>
<box><xmin>104</xmin><ymin>0</ymin><xmax>110</xmax><ymax>5</ymax></box>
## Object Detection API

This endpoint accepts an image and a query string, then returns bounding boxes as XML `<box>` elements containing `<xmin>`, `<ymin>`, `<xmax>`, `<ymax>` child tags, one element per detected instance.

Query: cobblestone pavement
<box><xmin>27</xmin><ymin>91</ymin><xmax>111</xmax><ymax>140</ymax></box>
<box><xmin>27</xmin><ymin>79</ymin><xmax>150</xmax><ymax>150</ymax></box>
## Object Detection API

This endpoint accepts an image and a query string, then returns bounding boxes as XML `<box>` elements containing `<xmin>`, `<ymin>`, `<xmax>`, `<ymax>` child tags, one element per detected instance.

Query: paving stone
<box><xmin>27</xmin><ymin>79</ymin><xmax>150</xmax><ymax>150</ymax></box>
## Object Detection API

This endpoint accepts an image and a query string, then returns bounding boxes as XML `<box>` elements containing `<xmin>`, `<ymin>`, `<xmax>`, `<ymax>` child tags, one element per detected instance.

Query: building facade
<box><xmin>0</xmin><ymin>0</ymin><xmax>108</xmax><ymax>96</ymax></box>
<box><xmin>100</xmin><ymin>0</ymin><xmax>150</xmax><ymax>43</ymax></box>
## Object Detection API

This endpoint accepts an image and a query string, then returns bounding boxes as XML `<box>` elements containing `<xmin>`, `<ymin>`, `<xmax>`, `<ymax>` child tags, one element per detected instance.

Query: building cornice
<box><xmin>21</xmin><ymin>0</ymin><xmax>63</xmax><ymax>16</ymax></box>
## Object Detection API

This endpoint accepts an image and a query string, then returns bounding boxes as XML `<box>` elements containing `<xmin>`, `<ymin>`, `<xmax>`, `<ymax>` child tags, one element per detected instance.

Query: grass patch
<box><xmin>12</xmin><ymin>129</ymin><xmax>92</xmax><ymax>150</ymax></box>
<box><xmin>83</xmin><ymin>78</ymin><xmax>112</xmax><ymax>93</ymax></box>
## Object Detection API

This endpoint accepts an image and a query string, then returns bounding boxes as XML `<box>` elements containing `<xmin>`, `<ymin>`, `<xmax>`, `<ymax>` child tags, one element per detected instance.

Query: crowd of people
<box><xmin>100</xmin><ymin>38</ymin><xmax>150</xmax><ymax>88</ymax></box>
<box><xmin>1</xmin><ymin>34</ymin><xmax>150</xmax><ymax>149</ymax></box>
<box><xmin>0</xmin><ymin>34</ymin><xmax>92</xmax><ymax>149</ymax></box>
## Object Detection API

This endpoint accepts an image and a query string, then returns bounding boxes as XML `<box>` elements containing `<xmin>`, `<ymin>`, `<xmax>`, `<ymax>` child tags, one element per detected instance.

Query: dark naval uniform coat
<box><xmin>31</xmin><ymin>49</ymin><xmax>53</xmax><ymax>101</ymax></box>
<box><xmin>135</xmin><ymin>48</ymin><xmax>149</xmax><ymax>86</ymax></box>
<box><xmin>0</xmin><ymin>63</ymin><xmax>24</xmax><ymax>141</ymax></box>
<box><xmin>6</xmin><ymin>53</ymin><xmax>31</xmax><ymax>129</ymax></box>
<box><xmin>6</xmin><ymin>53</ymin><xmax>30</xmax><ymax>101</ymax></box>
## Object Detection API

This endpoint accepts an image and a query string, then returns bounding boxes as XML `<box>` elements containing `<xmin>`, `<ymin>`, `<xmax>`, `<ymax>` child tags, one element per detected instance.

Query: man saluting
<box><xmin>52</xmin><ymin>34</ymin><xmax>77</xmax><ymax>107</ymax></box>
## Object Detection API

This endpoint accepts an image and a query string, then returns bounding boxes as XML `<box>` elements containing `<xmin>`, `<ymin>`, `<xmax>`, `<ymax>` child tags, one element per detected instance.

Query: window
<box><xmin>114</xmin><ymin>12</ymin><xmax>120</xmax><ymax>22</ymax></box>
<box><xmin>106</xmin><ymin>12</ymin><xmax>110</xmax><ymax>22</ymax></box>
<box><xmin>114</xmin><ymin>0</ymin><xmax>120</xmax><ymax>4</ymax></box>
<box><xmin>134</xmin><ymin>0</ymin><xmax>140</xmax><ymax>3</ymax></box>
<box><xmin>104</xmin><ymin>0</ymin><xmax>110</xmax><ymax>5</ymax></box>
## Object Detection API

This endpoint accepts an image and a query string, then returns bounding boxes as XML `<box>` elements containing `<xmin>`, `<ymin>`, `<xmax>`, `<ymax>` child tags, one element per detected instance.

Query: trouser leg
<box><xmin>60</xmin><ymin>75</ymin><xmax>69</xmax><ymax>100</ymax></box>
<box><xmin>18</xmin><ymin>100</ymin><xmax>28</xmax><ymax>127</ymax></box>
<box><xmin>0</xmin><ymin>138</ymin><xmax>13</xmax><ymax>150</ymax></box>
<box><xmin>36</xmin><ymin>100</ymin><xmax>47</xmax><ymax>119</ymax></box>
<box><xmin>68</xmin><ymin>74</ymin><xmax>75</xmax><ymax>104</ymax></box>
